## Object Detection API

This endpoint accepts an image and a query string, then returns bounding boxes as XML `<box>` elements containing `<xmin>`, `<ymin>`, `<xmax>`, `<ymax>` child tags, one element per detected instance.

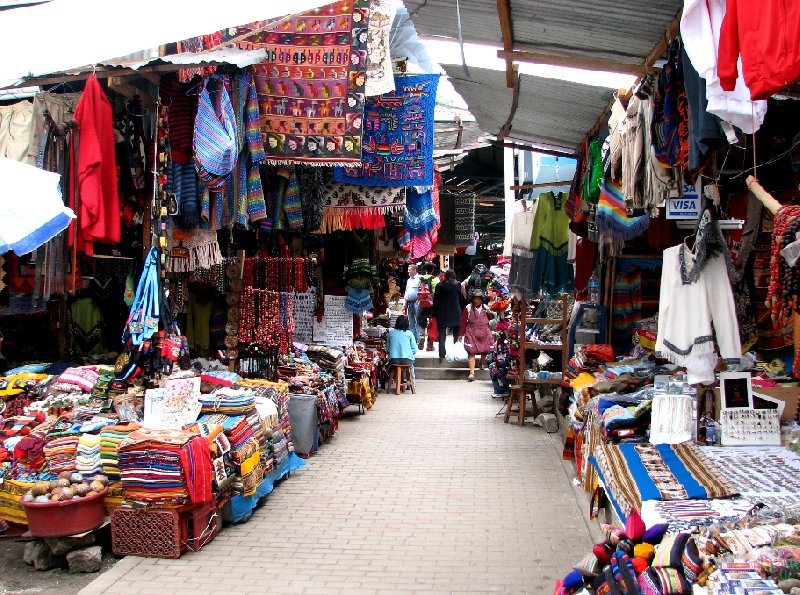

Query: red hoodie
<box><xmin>718</xmin><ymin>0</ymin><xmax>800</xmax><ymax>100</ymax></box>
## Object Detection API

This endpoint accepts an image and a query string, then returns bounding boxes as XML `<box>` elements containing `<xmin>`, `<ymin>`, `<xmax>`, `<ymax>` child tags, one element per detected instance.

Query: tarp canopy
<box><xmin>0</xmin><ymin>0</ymin><xmax>334</xmax><ymax>87</ymax></box>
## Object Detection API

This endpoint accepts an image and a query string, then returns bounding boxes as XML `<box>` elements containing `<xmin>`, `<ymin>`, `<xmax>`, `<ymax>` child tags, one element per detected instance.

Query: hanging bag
<box><xmin>194</xmin><ymin>76</ymin><xmax>239</xmax><ymax>189</ymax></box>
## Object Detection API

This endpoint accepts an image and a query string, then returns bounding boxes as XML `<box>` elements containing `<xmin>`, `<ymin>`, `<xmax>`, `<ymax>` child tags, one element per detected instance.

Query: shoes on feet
<box><xmin>467</xmin><ymin>375</ymin><xmax>475</xmax><ymax>382</ymax></box>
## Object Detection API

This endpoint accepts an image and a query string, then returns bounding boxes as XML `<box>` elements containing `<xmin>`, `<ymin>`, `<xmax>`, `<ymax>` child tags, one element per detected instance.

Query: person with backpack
<box><xmin>416</xmin><ymin>262</ymin><xmax>438</xmax><ymax>350</ymax></box>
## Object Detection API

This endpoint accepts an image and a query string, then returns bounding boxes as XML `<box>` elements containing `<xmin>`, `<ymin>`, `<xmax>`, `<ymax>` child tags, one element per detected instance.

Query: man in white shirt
<box><xmin>404</xmin><ymin>263</ymin><xmax>421</xmax><ymax>342</ymax></box>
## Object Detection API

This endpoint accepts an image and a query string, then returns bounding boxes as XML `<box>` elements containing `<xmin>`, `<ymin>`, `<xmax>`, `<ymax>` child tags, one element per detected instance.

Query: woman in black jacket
<box><xmin>431</xmin><ymin>269</ymin><xmax>463</xmax><ymax>362</ymax></box>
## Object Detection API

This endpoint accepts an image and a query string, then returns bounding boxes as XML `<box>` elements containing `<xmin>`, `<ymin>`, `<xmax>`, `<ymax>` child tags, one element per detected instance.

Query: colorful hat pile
<box><xmin>558</xmin><ymin>509</ymin><xmax>704</xmax><ymax>595</ymax></box>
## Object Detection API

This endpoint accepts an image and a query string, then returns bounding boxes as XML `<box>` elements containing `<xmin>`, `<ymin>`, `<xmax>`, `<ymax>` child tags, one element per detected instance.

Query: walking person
<box><xmin>403</xmin><ymin>263</ymin><xmax>421</xmax><ymax>342</ymax></box>
<box><xmin>460</xmin><ymin>289</ymin><xmax>494</xmax><ymax>382</ymax></box>
<box><xmin>416</xmin><ymin>262</ymin><xmax>438</xmax><ymax>350</ymax></box>
<box><xmin>431</xmin><ymin>269</ymin><xmax>463</xmax><ymax>363</ymax></box>
<box><xmin>387</xmin><ymin>315</ymin><xmax>417</xmax><ymax>384</ymax></box>
<box><xmin>488</xmin><ymin>332</ymin><xmax>512</xmax><ymax>398</ymax></box>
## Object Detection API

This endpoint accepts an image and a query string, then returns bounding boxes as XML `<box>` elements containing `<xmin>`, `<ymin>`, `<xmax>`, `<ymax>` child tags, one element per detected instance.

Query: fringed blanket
<box><xmin>167</xmin><ymin>229</ymin><xmax>223</xmax><ymax>274</ymax></box>
<box><xmin>590</xmin><ymin>442</ymin><xmax>738</xmax><ymax>520</ymax></box>
<box><xmin>596</xmin><ymin>179</ymin><xmax>650</xmax><ymax>244</ymax></box>
<box><xmin>209</xmin><ymin>0</ymin><xmax>369</xmax><ymax>166</ymax></box>
<box><xmin>318</xmin><ymin>183</ymin><xmax>404</xmax><ymax>233</ymax></box>
<box><xmin>333</xmin><ymin>74</ymin><xmax>439</xmax><ymax>187</ymax></box>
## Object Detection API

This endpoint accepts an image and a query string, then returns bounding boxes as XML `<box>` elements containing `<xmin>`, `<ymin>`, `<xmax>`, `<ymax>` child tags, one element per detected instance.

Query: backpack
<box><xmin>417</xmin><ymin>276</ymin><xmax>433</xmax><ymax>308</ymax></box>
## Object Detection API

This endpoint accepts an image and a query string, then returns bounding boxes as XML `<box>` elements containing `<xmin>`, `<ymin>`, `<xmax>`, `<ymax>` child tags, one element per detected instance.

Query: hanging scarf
<box><xmin>194</xmin><ymin>78</ymin><xmax>238</xmax><ymax>189</ymax></box>
<box><xmin>298</xmin><ymin>165</ymin><xmax>326</xmax><ymax>233</ymax></box>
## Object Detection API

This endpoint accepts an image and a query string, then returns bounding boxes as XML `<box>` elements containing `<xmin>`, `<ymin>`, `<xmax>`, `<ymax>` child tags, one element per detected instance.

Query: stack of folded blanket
<box><xmin>75</xmin><ymin>433</ymin><xmax>103</xmax><ymax>477</ymax></box>
<box><xmin>98</xmin><ymin>422</ymin><xmax>140</xmax><ymax>479</ymax></box>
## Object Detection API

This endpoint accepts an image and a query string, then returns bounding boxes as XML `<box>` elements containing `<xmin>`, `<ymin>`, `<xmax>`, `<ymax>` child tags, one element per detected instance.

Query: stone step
<box><xmin>414</xmin><ymin>366</ymin><xmax>490</xmax><ymax>381</ymax></box>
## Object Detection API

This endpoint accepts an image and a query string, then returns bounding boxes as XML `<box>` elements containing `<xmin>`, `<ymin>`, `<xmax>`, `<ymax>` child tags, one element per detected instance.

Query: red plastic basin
<box><xmin>21</xmin><ymin>488</ymin><xmax>108</xmax><ymax>537</ymax></box>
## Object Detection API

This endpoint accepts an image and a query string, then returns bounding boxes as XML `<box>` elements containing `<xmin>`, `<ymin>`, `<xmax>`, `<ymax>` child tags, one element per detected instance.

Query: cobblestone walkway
<box><xmin>81</xmin><ymin>379</ymin><xmax>596</xmax><ymax>595</ymax></box>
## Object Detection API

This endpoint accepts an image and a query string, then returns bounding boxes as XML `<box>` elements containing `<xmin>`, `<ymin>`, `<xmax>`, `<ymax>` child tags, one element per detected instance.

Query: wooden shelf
<box><xmin>524</xmin><ymin>342</ymin><xmax>565</xmax><ymax>351</ymax></box>
<box><xmin>524</xmin><ymin>317</ymin><xmax>564</xmax><ymax>325</ymax></box>
<box><xmin>521</xmin><ymin>378</ymin><xmax>564</xmax><ymax>386</ymax></box>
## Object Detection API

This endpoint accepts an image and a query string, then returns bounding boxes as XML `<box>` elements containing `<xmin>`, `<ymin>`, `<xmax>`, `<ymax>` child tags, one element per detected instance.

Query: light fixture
<box><xmin>478</xmin><ymin>202</ymin><xmax>494</xmax><ymax>207</ymax></box>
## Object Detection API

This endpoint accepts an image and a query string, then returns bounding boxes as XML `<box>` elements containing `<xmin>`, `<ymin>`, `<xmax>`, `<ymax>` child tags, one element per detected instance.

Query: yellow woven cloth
<box><xmin>347</xmin><ymin>378</ymin><xmax>376</xmax><ymax>411</ymax></box>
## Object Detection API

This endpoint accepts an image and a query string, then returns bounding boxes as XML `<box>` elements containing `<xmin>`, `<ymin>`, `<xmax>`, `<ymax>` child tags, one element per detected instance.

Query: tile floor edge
<box><xmin>77</xmin><ymin>554</ymin><xmax>150</xmax><ymax>594</ymax></box>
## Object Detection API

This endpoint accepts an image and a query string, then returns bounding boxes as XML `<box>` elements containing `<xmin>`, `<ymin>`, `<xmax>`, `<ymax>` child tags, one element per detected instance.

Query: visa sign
<box><xmin>666</xmin><ymin>184</ymin><xmax>701</xmax><ymax>219</ymax></box>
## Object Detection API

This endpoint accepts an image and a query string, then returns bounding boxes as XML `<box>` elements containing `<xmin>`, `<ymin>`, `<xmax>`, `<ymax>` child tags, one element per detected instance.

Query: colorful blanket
<box><xmin>590</xmin><ymin>442</ymin><xmax>738</xmax><ymax>520</ymax></box>
<box><xmin>596</xmin><ymin>179</ymin><xmax>650</xmax><ymax>243</ymax></box>
<box><xmin>197</xmin><ymin>1</ymin><xmax>370</xmax><ymax>166</ymax></box>
<box><xmin>319</xmin><ymin>182</ymin><xmax>404</xmax><ymax>232</ymax></box>
<box><xmin>333</xmin><ymin>73</ymin><xmax>439</xmax><ymax>187</ymax></box>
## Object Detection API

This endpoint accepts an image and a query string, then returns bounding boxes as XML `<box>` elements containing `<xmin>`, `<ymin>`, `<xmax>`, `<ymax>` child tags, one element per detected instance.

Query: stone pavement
<box><xmin>81</xmin><ymin>379</ymin><xmax>597</xmax><ymax>595</ymax></box>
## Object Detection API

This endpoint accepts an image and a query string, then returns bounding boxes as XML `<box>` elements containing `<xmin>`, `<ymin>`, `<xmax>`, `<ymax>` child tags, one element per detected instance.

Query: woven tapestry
<box><xmin>209</xmin><ymin>1</ymin><xmax>370</xmax><ymax>166</ymax></box>
<box><xmin>454</xmin><ymin>192</ymin><xmax>475</xmax><ymax>246</ymax></box>
<box><xmin>319</xmin><ymin>182</ymin><xmax>403</xmax><ymax>233</ymax></box>
<box><xmin>365</xmin><ymin>0</ymin><xmax>396</xmax><ymax>97</ymax></box>
<box><xmin>333</xmin><ymin>73</ymin><xmax>439</xmax><ymax>187</ymax></box>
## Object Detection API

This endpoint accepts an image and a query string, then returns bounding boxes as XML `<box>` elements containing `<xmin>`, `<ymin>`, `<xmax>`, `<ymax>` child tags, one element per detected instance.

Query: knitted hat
<box><xmin>633</xmin><ymin>543</ymin><xmax>655</xmax><ymax>562</ymax></box>
<box><xmin>631</xmin><ymin>556</ymin><xmax>649</xmax><ymax>574</ymax></box>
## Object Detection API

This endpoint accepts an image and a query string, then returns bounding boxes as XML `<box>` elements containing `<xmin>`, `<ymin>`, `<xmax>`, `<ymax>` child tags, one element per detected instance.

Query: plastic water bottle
<box><xmin>588</xmin><ymin>271</ymin><xmax>600</xmax><ymax>305</ymax></box>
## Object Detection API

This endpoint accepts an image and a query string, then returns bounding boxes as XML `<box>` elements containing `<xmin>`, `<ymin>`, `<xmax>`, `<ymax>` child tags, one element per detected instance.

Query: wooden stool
<box><xmin>503</xmin><ymin>385</ymin><xmax>539</xmax><ymax>426</ymax></box>
<box><xmin>387</xmin><ymin>364</ymin><xmax>416</xmax><ymax>395</ymax></box>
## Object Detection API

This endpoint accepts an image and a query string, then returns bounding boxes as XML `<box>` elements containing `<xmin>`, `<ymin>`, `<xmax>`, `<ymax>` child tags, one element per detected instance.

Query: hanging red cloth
<box><xmin>71</xmin><ymin>75</ymin><xmax>120</xmax><ymax>255</ymax></box>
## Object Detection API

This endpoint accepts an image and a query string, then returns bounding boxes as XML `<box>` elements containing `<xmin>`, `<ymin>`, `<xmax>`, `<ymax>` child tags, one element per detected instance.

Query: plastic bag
<box><xmin>445</xmin><ymin>336</ymin><xmax>469</xmax><ymax>362</ymax></box>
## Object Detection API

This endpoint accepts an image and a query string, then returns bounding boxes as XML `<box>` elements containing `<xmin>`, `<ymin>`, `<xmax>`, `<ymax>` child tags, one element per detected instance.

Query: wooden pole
<box><xmin>496</xmin><ymin>0</ymin><xmax>515</xmax><ymax>88</ymax></box>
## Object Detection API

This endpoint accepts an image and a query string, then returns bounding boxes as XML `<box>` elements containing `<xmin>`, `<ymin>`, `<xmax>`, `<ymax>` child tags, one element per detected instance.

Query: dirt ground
<box><xmin>0</xmin><ymin>526</ymin><xmax>116</xmax><ymax>595</ymax></box>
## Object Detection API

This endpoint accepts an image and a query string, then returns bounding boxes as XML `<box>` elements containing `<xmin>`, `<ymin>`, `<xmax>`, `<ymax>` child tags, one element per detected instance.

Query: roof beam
<box><xmin>496</xmin><ymin>0</ymin><xmax>515</xmax><ymax>88</ymax></box>
<box><xmin>580</xmin><ymin>8</ymin><xmax>682</xmax><ymax>150</ymax></box>
<box><xmin>497</xmin><ymin>49</ymin><xmax>646</xmax><ymax>76</ymax></box>
<box><xmin>496</xmin><ymin>65</ymin><xmax>520</xmax><ymax>142</ymax></box>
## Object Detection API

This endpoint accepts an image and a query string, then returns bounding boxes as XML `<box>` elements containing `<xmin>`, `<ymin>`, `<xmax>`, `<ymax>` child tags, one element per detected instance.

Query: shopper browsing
<box><xmin>460</xmin><ymin>289</ymin><xmax>494</xmax><ymax>382</ymax></box>
<box><xmin>431</xmin><ymin>269</ymin><xmax>463</xmax><ymax>363</ymax></box>
<box><xmin>416</xmin><ymin>262</ymin><xmax>438</xmax><ymax>351</ymax></box>
<box><xmin>403</xmin><ymin>263</ymin><xmax>421</xmax><ymax>342</ymax></box>
<box><xmin>387</xmin><ymin>315</ymin><xmax>417</xmax><ymax>383</ymax></box>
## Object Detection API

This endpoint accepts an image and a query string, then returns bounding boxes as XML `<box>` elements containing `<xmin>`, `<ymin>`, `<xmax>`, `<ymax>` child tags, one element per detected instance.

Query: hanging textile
<box><xmin>193</xmin><ymin>77</ymin><xmax>239</xmax><ymax>190</ymax></box>
<box><xmin>166</xmin><ymin>228</ymin><xmax>223</xmax><ymax>273</ymax></box>
<box><xmin>72</xmin><ymin>74</ymin><xmax>121</xmax><ymax>256</ymax></box>
<box><xmin>529</xmin><ymin>191</ymin><xmax>573</xmax><ymax>296</ymax></box>
<box><xmin>319</xmin><ymin>183</ymin><xmax>404</xmax><ymax>233</ymax></box>
<box><xmin>437</xmin><ymin>191</ymin><xmax>456</xmax><ymax>249</ymax></box>
<box><xmin>652</xmin><ymin>40</ymin><xmax>689</xmax><ymax>169</ymax></box>
<box><xmin>365</xmin><ymin>0</ymin><xmax>396</xmax><ymax>97</ymax></box>
<box><xmin>298</xmin><ymin>165</ymin><xmax>326</xmax><ymax>233</ymax></box>
<box><xmin>453</xmin><ymin>193</ymin><xmax>475</xmax><ymax>246</ymax></box>
<box><xmin>595</xmin><ymin>179</ymin><xmax>650</xmax><ymax>246</ymax></box>
<box><xmin>508</xmin><ymin>206</ymin><xmax>538</xmax><ymax>293</ymax></box>
<box><xmin>159</xmin><ymin>74</ymin><xmax>200</xmax><ymax>165</ymax></box>
<box><xmin>245</xmin><ymin>0</ymin><xmax>369</xmax><ymax>166</ymax></box>
<box><xmin>333</xmin><ymin>73</ymin><xmax>439</xmax><ymax>187</ymax></box>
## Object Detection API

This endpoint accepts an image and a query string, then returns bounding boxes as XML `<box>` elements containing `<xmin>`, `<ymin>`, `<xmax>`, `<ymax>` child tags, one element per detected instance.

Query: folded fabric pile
<box><xmin>56</xmin><ymin>367</ymin><xmax>100</xmax><ymax>393</ymax></box>
<box><xmin>199</xmin><ymin>389</ymin><xmax>255</xmax><ymax>416</ymax></box>
<box><xmin>118</xmin><ymin>428</ymin><xmax>212</xmax><ymax>506</ymax></box>
<box><xmin>75</xmin><ymin>433</ymin><xmax>103</xmax><ymax>477</ymax></box>
<box><xmin>195</xmin><ymin>412</ymin><xmax>263</xmax><ymax>497</ymax></box>
<box><xmin>0</xmin><ymin>412</ymin><xmax>47</xmax><ymax>439</ymax></box>
<box><xmin>43</xmin><ymin>432</ymin><xmax>80</xmax><ymax>475</ymax></box>
<box><xmin>98</xmin><ymin>422</ymin><xmax>140</xmax><ymax>479</ymax></box>
<box><xmin>305</xmin><ymin>345</ymin><xmax>346</xmax><ymax>372</ymax></box>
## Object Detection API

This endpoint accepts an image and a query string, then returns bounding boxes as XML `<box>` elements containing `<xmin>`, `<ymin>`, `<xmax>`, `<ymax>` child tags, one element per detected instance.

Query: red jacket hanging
<box><xmin>718</xmin><ymin>0</ymin><xmax>800</xmax><ymax>101</ymax></box>
<box><xmin>72</xmin><ymin>75</ymin><xmax>120</xmax><ymax>255</ymax></box>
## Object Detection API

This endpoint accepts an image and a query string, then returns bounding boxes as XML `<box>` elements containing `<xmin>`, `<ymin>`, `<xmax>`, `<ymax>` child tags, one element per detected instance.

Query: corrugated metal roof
<box><xmin>405</xmin><ymin>0</ymin><xmax>681</xmax><ymax>64</ymax></box>
<box><xmin>443</xmin><ymin>65</ymin><xmax>612</xmax><ymax>152</ymax></box>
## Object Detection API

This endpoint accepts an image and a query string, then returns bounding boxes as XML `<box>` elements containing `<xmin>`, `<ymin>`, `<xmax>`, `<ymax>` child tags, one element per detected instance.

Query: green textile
<box><xmin>529</xmin><ymin>192</ymin><xmax>574</xmax><ymax>295</ymax></box>
<box><xmin>581</xmin><ymin>138</ymin><xmax>603</xmax><ymax>205</ymax></box>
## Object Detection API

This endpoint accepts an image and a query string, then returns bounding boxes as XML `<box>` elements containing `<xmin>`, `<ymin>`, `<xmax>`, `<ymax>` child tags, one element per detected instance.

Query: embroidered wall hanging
<box><xmin>365</xmin><ymin>0</ymin><xmax>396</xmax><ymax>97</ymax></box>
<box><xmin>453</xmin><ymin>192</ymin><xmax>476</xmax><ymax>246</ymax></box>
<box><xmin>222</xmin><ymin>1</ymin><xmax>370</xmax><ymax>166</ymax></box>
<box><xmin>319</xmin><ymin>182</ymin><xmax>404</xmax><ymax>232</ymax></box>
<box><xmin>333</xmin><ymin>73</ymin><xmax>439</xmax><ymax>187</ymax></box>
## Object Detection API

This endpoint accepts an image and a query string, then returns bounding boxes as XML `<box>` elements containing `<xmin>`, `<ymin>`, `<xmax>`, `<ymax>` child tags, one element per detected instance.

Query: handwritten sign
<box><xmin>313</xmin><ymin>295</ymin><xmax>353</xmax><ymax>347</ymax></box>
<box><xmin>293</xmin><ymin>289</ymin><xmax>316</xmax><ymax>344</ymax></box>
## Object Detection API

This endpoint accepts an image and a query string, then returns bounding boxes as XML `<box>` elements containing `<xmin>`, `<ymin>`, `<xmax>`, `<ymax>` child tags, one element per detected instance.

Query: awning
<box><xmin>0</xmin><ymin>158</ymin><xmax>75</xmax><ymax>256</ymax></box>
<box><xmin>0</xmin><ymin>0</ymin><xmax>333</xmax><ymax>87</ymax></box>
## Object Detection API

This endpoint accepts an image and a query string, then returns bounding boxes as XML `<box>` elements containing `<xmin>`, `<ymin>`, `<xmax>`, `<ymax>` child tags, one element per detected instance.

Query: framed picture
<box><xmin>720</xmin><ymin>372</ymin><xmax>753</xmax><ymax>410</ymax></box>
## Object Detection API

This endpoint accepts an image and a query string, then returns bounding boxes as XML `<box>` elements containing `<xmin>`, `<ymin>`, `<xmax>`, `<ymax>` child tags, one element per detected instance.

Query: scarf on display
<box><xmin>273</xmin><ymin>166</ymin><xmax>303</xmax><ymax>232</ymax></box>
<box><xmin>595</xmin><ymin>179</ymin><xmax>650</xmax><ymax>245</ymax></box>
<box><xmin>652</xmin><ymin>40</ymin><xmax>689</xmax><ymax>169</ymax></box>
<box><xmin>194</xmin><ymin>77</ymin><xmax>238</xmax><ymax>189</ymax></box>
<box><xmin>333</xmin><ymin>74</ymin><xmax>440</xmax><ymax>187</ymax></box>
<box><xmin>454</xmin><ymin>192</ymin><xmax>476</xmax><ymax>246</ymax></box>
<box><xmin>345</xmin><ymin>287</ymin><xmax>373</xmax><ymax>314</ymax></box>
<box><xmin>399</xmin><ymin>169</ymin><xmax>441</xmax><ymax>258</ymax></box>
<box><xmin>166</xmin><ymin>228</ymin><xmax>223</xmax><ymax>273</ymax></box>
<box><xmin>319</xmin><ymin>182</ymin><xmax>404</xmax><ymax>233</ymax></box>
<box><xmin>365</xmin><ymin>0</ymin><xmax>396</xmax><ymax>97</ymax></box>
<box><xmin>234</xmin><ymin>0</ymin><xmax>369</xmax><ymax>166</ymax></box>
<box><xmin>298</xmin><ymin>165</ymin><xmax>326</xmax><ymax>233</ymax></box>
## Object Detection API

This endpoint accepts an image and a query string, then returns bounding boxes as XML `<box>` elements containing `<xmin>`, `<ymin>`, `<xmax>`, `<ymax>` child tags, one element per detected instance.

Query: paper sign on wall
<box><xmin>293</xmin><ymin>289</ymin><xmax>317</xmax><ymax>344</ymax></box>
<box><xmin>667</xmin><ymin>184</ymin><xmax>701</xmax><ymax>219</ymax></box>
<box><xmin>313</xmin><ymin>295</ymin><xmax>353</xmax><ymax>347</ymax></box>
